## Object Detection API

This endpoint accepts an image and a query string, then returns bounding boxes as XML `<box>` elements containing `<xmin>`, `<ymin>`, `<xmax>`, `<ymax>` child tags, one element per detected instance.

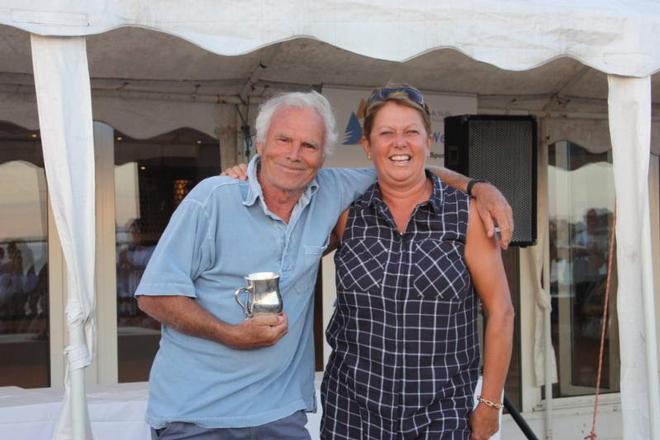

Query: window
<box><xmin>548</xmin><ymin>140</ymin><xmax>619</xmax><ymax>397</ymax></box>
<box><xmin>114</xmin><ymin>128</ymin><xmax>220</xmax><ymax>382</ymax></box>
<box><xmin>0</xmin><ymin>122</ymin><xmax>50</xmax><ymax>388</ymax></box>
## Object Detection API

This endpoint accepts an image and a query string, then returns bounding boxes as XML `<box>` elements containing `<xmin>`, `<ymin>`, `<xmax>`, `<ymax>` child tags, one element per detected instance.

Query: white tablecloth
<box><xmin>0</xmin><ymin>383</ymin><xmax>150</xmax><ymax>440</ymax></box>
<box><xmin>0</xmin><ymin>381</ymin><xmax>318</xmax><ymax>440</ymax></box>
<box><xmin>0</xmin><ymin>374</ymin><xmax>498</xmax><ymax>439</ymax></box>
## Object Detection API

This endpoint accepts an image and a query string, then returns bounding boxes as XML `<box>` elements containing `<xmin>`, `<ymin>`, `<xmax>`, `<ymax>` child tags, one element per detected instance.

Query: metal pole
<box><xmin>543</xmin><ymin>305</ymin><xmax>553</xmax><ymax>439</ymax></box>
<box><xmin>70</xmin><ymin>322</ymin><xmax>89</xmax><ymax>440</ymax></box>
<box><xmin>539</xmin><ymin>119</ymin><xmax>553</xmax><ymax>440</ymax></box>
<box><xmin>503</xmin><ymin>394</ymin><xmax>539</xmax><ymax>440</ymax></box>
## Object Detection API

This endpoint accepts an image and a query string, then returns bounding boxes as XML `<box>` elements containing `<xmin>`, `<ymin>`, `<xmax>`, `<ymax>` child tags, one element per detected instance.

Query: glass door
<box><xmin>0</xmin><ymin>122</ymin><xmax>50</xmax><ymax>388</ymax></box>
<box><xmin>114</xmin><ymin>128</ymin><xmax>220</xmax><ymax>382</ymax></box>
<box><xmin>548</xmin><ymin>140</ymin><xmax>620</xmax><ymax>396</ymax></box>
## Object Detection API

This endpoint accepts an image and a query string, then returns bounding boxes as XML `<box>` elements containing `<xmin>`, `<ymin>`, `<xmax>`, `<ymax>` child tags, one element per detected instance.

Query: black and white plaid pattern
<box><xmin>321</xmin><ymin>174</ymin><xmax>479</xmax><ymax>440</ymax></box>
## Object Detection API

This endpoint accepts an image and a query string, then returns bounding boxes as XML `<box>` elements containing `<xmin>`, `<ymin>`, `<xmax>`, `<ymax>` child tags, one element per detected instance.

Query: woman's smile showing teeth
<box><xmin>390</xmin><ymin>154</ymin><xmax>411</xmax><ymax>164</ymax></box>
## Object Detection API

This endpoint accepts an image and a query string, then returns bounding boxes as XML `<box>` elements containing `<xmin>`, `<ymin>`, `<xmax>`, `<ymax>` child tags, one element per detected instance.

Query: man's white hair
<box><xmin>255</xmin><ymin>91</ymin><xmax>338</xmax><ymax>155</ymax></box>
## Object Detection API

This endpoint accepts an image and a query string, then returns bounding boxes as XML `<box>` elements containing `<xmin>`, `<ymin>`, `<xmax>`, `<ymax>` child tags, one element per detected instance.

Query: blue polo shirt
<box><xmin>135</xmin><ymin>156</ymin><xmax>374</xmax><ymax>429</ymax></box>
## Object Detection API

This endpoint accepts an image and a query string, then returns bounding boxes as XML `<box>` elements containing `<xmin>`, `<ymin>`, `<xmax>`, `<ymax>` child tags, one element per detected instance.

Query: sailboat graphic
<box><xmin>342</xmin><ymin>112</ymin><xmax>362</xmax><ymax>145</ymax></box>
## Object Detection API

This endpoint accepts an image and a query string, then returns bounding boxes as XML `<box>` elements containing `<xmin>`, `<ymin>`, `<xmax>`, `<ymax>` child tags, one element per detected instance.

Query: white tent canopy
<box><xmin>0</xmin><ymin>1</ymin><xmax>658</xmax><ymax>439</ymax></box>
<box><xmin>3</xmin><ymin>0</ymin><xmax>660</xmax><ymax>76</ymax></box>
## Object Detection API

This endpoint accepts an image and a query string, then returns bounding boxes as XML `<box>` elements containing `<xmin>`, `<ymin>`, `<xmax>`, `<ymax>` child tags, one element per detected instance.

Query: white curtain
<box><xmin>608</xmin><ymin>75</ymin><xmax>660</xmax><ymax>440</ymax></box>
<box><xmin>31</xmin><ymin>35</ymin><xmax>96</xmax><ymax>440</ymax></box>
<box><xmin>524</xmin><ymin>162</ymin><xmax>558</xmax><ymax>387</ymax></box>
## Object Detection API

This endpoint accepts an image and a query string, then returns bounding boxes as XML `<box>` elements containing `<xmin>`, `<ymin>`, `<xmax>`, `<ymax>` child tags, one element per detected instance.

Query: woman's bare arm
<box><xmin>464</xmin><ymin>199</ymin><xmax>515</xmax><ymax>440</ymax></box>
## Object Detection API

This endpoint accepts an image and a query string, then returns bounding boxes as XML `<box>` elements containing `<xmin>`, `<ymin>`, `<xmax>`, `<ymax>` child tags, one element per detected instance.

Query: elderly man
<box><xmin>136</xmin><ymin>91</ymin><xmax>512</xmax><ymax>439</ymax></box>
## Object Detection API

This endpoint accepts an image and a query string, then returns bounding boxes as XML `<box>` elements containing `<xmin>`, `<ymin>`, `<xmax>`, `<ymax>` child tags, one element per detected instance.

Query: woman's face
<box><xmin>362</xmin><ymin>101</ymin><xmax>431</xmax><ymax>188</ymax></box>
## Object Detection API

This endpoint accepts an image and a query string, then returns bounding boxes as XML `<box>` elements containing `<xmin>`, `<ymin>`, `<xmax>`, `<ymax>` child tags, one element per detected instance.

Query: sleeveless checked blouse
<box><xmin>321</xmin><ymin>174</ymin><xmax>479</xmax><ymax>440</ymax></box>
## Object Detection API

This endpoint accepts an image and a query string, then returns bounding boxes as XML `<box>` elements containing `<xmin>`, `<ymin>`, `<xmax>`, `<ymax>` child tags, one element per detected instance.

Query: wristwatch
<box><xmin>466</xmin><ymin>178</ymin><xmax>488</xmax><ymax>197</ymax></box>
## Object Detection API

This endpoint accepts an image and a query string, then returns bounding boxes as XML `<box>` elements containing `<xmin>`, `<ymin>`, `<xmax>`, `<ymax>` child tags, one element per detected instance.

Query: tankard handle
<box><xmin>234</xmin><ymin>287</ymin><xmax>252</xmax><ymax>318</ymax></box>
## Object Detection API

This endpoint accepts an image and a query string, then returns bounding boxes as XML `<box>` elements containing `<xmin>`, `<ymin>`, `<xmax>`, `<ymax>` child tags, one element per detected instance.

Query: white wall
<box><xmin>499</xmin><ymin>400</ymin><xmax>622</xmax><ymax>440</ymax></box>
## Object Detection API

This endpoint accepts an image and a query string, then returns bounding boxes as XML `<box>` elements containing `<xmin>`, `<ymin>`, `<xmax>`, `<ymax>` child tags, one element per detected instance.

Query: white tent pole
<box><xmin>70</xmin><ymin>323</ymin><xmax>88</xmax><ymax>439</ymax></box>
<box><xmin>31</xmin><ymin>34</ymin><xmax>96</xmax><ymax>440</ymax></box>
<box><xmin>607</xmin><ymin>75</ymin><xmax>660</xmax><ymax>440</ymax></box>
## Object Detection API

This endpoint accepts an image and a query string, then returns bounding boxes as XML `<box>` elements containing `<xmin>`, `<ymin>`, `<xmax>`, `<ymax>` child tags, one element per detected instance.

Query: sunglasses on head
<box><xmin>366</xmin><ymin>86</ymin><xmax>430</xmax><ymax>114</ymax></box>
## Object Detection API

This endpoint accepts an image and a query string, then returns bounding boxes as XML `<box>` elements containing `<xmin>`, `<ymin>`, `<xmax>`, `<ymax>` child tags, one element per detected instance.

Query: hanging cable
<box><xmin>235</xmin><ymin>97</ymin><xmax>252</xmax><ymax>159</ymax></box>
<box><xmin>584</xmin><ymin>204</ymin><xmax>617</xmax><ymax>440</ymax></box>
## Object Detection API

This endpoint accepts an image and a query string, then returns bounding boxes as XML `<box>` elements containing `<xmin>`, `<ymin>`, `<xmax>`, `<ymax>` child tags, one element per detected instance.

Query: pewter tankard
<box><xmin>234</xmin><ymin>272</ymin><xmax>283</xmax><ymax>317</ymax></box>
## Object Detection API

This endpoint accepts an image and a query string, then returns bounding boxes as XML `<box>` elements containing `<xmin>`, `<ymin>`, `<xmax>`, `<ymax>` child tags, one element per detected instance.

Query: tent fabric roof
<box><xmin>2</xmin><ymin>0</ymin><xmax>660</xmax><ymax>77</ymax></box>
<box><xmin>1</xmin><ymin>26</ymin><xmax>659</xmax><ymax>110</ymax></box>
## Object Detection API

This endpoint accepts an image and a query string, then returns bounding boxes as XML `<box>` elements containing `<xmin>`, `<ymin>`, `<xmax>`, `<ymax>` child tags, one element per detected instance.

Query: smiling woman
<box><xmin>321</xmin><ymin>85</ymin><xmax>514</xmax><ymax>440</ymax></box>
<box><xmin>360</xmin><ymin>102</ymin><xmax>432</xmax><ymax>224</ymax></box>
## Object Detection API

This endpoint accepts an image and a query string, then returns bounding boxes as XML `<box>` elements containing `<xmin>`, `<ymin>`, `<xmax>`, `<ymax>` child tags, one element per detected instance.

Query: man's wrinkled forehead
<box><xmin>268</xmin><ymin>105</ymin><xmax>326</xmax><ymax>145</ymax></box>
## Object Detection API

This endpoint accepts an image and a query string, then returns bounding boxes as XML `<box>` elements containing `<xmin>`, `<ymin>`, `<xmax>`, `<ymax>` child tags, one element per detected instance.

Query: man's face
<box><xmin>256</xmin><ymin>106</ymin><xmax>326</xmax><ymax>197</ymax></box>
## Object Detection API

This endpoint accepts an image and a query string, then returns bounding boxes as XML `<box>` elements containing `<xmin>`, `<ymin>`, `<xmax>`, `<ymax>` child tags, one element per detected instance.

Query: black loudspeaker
<box><xmin>444</xmin><ymin>115</ymin><xmax>537</xmax><ymax>247</ymax></box>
